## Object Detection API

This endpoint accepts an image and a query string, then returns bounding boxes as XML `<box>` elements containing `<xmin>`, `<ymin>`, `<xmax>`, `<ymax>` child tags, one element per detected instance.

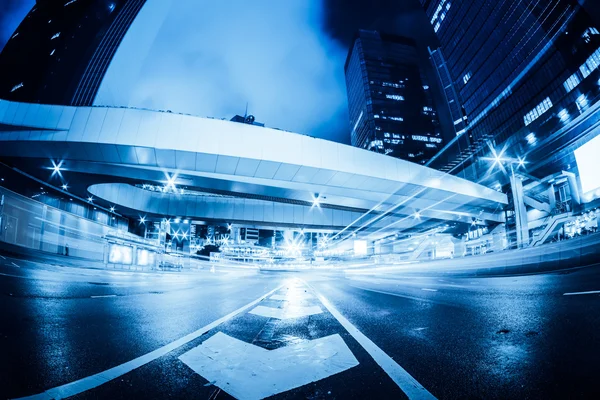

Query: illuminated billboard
<box><xmin>354</xmin><ymin>240</ymin><xmax>368</xmax><ymax>256</ymax></box>
<box><xmin>575</xmin><ymin>133</ymin><xmax>600</xmax><ymax>194</ymax></box>
<box><xmin>109</xmin><ymin>244</ymin><xmax>133</xmax><ymax>264</ymax></box>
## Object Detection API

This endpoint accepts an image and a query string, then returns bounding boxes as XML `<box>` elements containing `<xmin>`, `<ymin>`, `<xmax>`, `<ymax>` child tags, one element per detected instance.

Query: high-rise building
<box><xmin>420</xmin><ymin>0</ymin><xmax>600</xmax><ymax>181</ymax></box>
<box><xmin>420</xmin><ymin>0</ymin><xmax>600</xmax><ymax>247</ymax></box>
<box><xmin>344</xmin><ymin>30</ymin><xmax>443</xmax><ymax>164</ymax></box>
<box><xmin>0</xmin><ymin>0</ymin><xmax>147</xmax><ymax>106</ymax></box>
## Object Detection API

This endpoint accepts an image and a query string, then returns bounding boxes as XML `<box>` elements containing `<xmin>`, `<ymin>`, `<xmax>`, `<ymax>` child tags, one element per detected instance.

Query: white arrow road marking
<box><xmin>270</xmin><ymin>293</ymin><xmax>314</xmax><ymax>301</ymax></box>
<box><xmin>304</xmin><ymin>280</ymin><xmax>437</xmax><ymax>400</ymax></box>
<box><xmin>179</xmin><ymin>332</ymin><xmax>358</xmax><ymax>400</ymax></box>
<box><xmin>249</xmin><ymin>305</ymin><xmax>323</xmax><ymax>319</ymax></box>
<box><xmin>12</xmin><ymin>284</ymin><xmax>285</xmax><ymax>400</ymax></box>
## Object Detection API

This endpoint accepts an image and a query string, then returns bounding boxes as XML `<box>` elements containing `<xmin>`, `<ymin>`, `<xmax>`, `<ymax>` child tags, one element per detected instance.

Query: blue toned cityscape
<box><xmin>1</xmin><ymin>1</ymin><xmax>600</xmax><ymax>399</ymax></box>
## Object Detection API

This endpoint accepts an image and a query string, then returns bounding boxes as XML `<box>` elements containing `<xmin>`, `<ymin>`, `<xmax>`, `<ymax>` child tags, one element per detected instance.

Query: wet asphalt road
<box><xmin>1</xmin><ymin>252</ymin><xmax>599</xmax><ymax>399</ymax></box>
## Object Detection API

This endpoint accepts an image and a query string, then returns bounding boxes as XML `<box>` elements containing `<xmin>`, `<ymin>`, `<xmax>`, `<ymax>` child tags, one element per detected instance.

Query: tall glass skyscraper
<box><xmin>0</xmin><ymin>0</ymin><xmax>146</xmax><ymax>106</ymax></box>
<box><xmin>345</xmin><ymin>30</ymin><xmax>443</xmax><ymax>165</ymax></box>
<box><xmin>420</xmin><ymin>0</ymin><xmax>600</xmax><ymax>247</ymax></box>
<box><xmin>421</xmin><ymin>0</ymin><xmax>600</xmax><ymax>177</ymax></box>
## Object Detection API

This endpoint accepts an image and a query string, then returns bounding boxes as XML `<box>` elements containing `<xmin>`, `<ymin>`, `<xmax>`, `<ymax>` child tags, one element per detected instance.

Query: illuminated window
<box><xmin>523</xmin><ymin>97</ymin><xmax>553</xmax><ymax>126</ymax></box>
<box><xmin>412</xmin><ymin>135</ymin><xmax>429</xmax><ymax>142</ymax></box>
<box><xmin>463</xmin><ymin>72</ymin><xmax>471</xmax><ymax>84</ymax></box>
<box><xmin>563</xmin><ymin>73</ymin><xmax>581</xmax><ymax>92</ymax></box>
<box><xmin>385</xmin><ymin>94</ymin><xmax>404</xmax><ymax>101</ymax></box>
<box><xmin>580</xmin><ymin>49</ymin><xmax>600</xmax><ymax>78</ymax></box>
<box><xmin>576</xmin><ymin>94</ymin><xmax>589</xmax><ymax>110</ymax></box>
<box><xmin>582</xmin><ymin>27</ymin><xmax>600</xmax><ymax>43</ymax></box>
<box><xmin>389</xmin><ymin>116</ymin><xmax>403</xmax><ymax>122</ymax></box>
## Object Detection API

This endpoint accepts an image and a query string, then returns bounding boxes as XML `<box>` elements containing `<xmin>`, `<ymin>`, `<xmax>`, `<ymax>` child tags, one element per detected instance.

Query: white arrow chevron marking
<box><xmin>179</xmin><ymin>332</ymin><xmax>359</xmax><ymax>400</ymax></box>
<box><xmin>249</xmin><ymin>305</ymin><xmax>323</xmax><ymax>319</ymax></box>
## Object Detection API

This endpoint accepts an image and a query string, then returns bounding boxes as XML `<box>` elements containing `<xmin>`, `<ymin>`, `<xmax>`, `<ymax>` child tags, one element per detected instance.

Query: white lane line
<box><xmin>90</xmin><ymin>295</ymin><xmax>117</xmax><ymax>299</ymax></box>
<box><xmin>11</xmin><ymin>262</ymin><xmax>21</xmax><ymax>268</ymax></box>
<box><xmin>0</xmin><ymin>254</ymin><xmax>6</xmax><ymax>260</ymax></box>
<box><xmin>348</xmin><ymin>285</ymin><xmax>454</xmax><ymax>307</ymax></box>
<box><xmin>304</xmin><ymin>281</ymin><xmax>436</xmax><ymax>400</ymax></box>
<box><xmin>421</xmin><ymin>288</ymin><xmax>437</xmax><ymax>292</ymax></box>
<box><xmin>413</xmin><ymin>327</ymin><xmax>428</xmax><ymax>332</ymax></box>
<box><xmin>563</xmin><ymin>290</ymin><xmax>600</xmax><ymax>296</ymax></box>
<box><xmin>13</xmin><ymin>283</ymin><xmax>285</xmax><ymax>400</ymax></box>
<box><xmin>249</xmin><ymin>305</ymin><xmax>323</xmax><ymax>319</ymax></box>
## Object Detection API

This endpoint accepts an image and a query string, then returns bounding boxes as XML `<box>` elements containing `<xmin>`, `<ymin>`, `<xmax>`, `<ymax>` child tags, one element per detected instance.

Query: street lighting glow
<box><xmin>50</xmin><ymin>160</ymin><xmax>63</xmax><ymax>178</ymax></box>
<box><xmin>110</xmin><ymin>206</ymin><xmax>115</xmax><ymax>213</ymax></box>
<box><xmin>139</xmin><ymin>216</ymin><xmax>146</xmax><ymax>224</ymax></box>
<box><xmin>312</xmin><ymin>194</ymin><xmax>321</xmax><ymax>208</ymax></box>
<box><xmin>518</xmin><ymin>157</ymin><xmax>526</xmax><ymax>168</ymax></box>
<box><xmin>87</xmin><ymin>196</ymin><xmax>94</xmax><ymax>202</ymax></box>
<box><xmin>414</xmin><ymin>211</ymin><xmax>421</xmax><ymax>219</ymax></box>
<box><xmin>174</xmin><ymin>218</ymin><xmax>181</xmax><ymax>223</ymax></box>
<box><xmin>166</xmin><ymin>173</ymin><xmax>177</xmax><ymax>190</ymax></box>
<box><xmin>183</xmin><ymin>219</ymin><xmax>189</xmax><ymax>224</ymax></box>
<box><xmin>61</xmin><ymin>184</ymin><xmax>68</xmax><ymax>190</ymax></box>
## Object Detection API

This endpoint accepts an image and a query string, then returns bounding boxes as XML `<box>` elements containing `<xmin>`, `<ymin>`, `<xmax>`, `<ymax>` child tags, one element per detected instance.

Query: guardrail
<box><xmin>344</xmin><ymin>232</ymin><xmax>600</xmax><ymax>277</ymax></box>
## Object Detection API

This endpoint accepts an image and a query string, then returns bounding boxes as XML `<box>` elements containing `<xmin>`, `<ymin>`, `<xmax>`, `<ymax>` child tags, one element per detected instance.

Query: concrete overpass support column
<box><xmin>510</xmin><ymin>172</ymin><xmax>530</xmax><ymax>248</ymax></box>
<box><xmin>548</xmin><ymin>184</ymin><xmax>556</xmax><ymax>211</ymax></box>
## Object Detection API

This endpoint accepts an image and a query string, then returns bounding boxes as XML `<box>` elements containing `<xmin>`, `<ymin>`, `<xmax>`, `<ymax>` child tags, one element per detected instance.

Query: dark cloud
<box><xmin>0</xmin><ymin>0</ymin><xmax>34</xmax><ymax>52</ymax></box>
<box><xmin>321</xmin><ymin>0</ymin><xmax>436</xmax><ymax>49</ymax></box>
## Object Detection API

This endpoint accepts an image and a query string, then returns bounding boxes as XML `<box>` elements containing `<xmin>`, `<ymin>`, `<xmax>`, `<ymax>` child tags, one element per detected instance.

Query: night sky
<box><xmin>0</xmin><ymin>0</ymin><xmax>436</xmax><ymax>145</ymax></box>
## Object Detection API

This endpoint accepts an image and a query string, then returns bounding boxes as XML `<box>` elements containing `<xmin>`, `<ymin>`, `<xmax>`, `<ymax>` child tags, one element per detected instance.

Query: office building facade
<box><xmin>421</xmin><ymin>0</ymin><xmax>600</xmax><ymax>180</ymax></box>
<box><xmin>421</xmin><ymin>0</ymin><xmax>600</xmax><ymax>247</ymax></box>
<box><xmin>345</xmin><ymin>30</ymin><xmax>442</xmax><ymax>165</ymax></box>
<box><xmin>0</xmin><ymin>0</ymin><xmax>146</xmax><ymax>106</ymax></box>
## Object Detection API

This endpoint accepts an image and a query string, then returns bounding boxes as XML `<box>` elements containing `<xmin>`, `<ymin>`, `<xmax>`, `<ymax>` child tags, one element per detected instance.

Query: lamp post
<box><xmin>484</xmin><ymin>152</ymin><xmax>529</xmax><ymax>248</ymax></box>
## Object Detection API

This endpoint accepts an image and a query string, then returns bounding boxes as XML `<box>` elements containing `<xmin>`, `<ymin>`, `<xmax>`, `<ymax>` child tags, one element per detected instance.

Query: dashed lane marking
<box><xmin>421</xmin><ymin>288</ymin><xmax>437</xmax><ymax>292</ymax></box>
<box><xmin>270</xmin><ymin>293</ymin><xmax>313</xmax><ymax>301</ymax></box>
<box><xmin>563</xmin><ymin>290</ymin><xmax>600</xmax><ymax>296</ymax></box>
<box><xmin>348</xmin><ymin>285</ymin><xmax>455</xmax><ymax>307</ymax></box>
<box><xmin>305</xmin><ymin>280</ymin><xmax>437</xmax><ymax>400</ymax></box>
<box><xmin>11</xmin><ymin>262</ymin><xmax>20</xmax><ymax>268</ymax></box>
<box><xmin>0</xmin><ymin>254</ymin><xmax>6</xmax><ymax>260</ymax></box>
<box><xmin>179</xmin><ymin>332</ymin><xmax>358</xmax><ymax>400</ymax></box>
<box><xmin>13</xmin><ymin>284</ymin><xmax>285</xmax><ymax>400</ymax></box>
<box><xmin>90</xmin><ymin>295</ymin><xmax>117</xmax><ymax>299</ymax></box>
<box><xmin>249</xmin><ymin>304</ymin><xmax>323</xmax><ymax>319</ymax></box>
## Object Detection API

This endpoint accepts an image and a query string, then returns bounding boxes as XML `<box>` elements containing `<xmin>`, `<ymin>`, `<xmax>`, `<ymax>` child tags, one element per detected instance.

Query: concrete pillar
<box><xmin>564</xmin><ymin>171</ymin><xmax>581</xmax><ymax>206</ymax></box>
<box><xmin>547</xmin><ymin>184</ymin><xmax>556</xmax><ymax>212</ymax></box>
<box><xmin>510</xmin><ymin>171</ymin><xmax>530</xmax><ymax>248</ymax></box>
